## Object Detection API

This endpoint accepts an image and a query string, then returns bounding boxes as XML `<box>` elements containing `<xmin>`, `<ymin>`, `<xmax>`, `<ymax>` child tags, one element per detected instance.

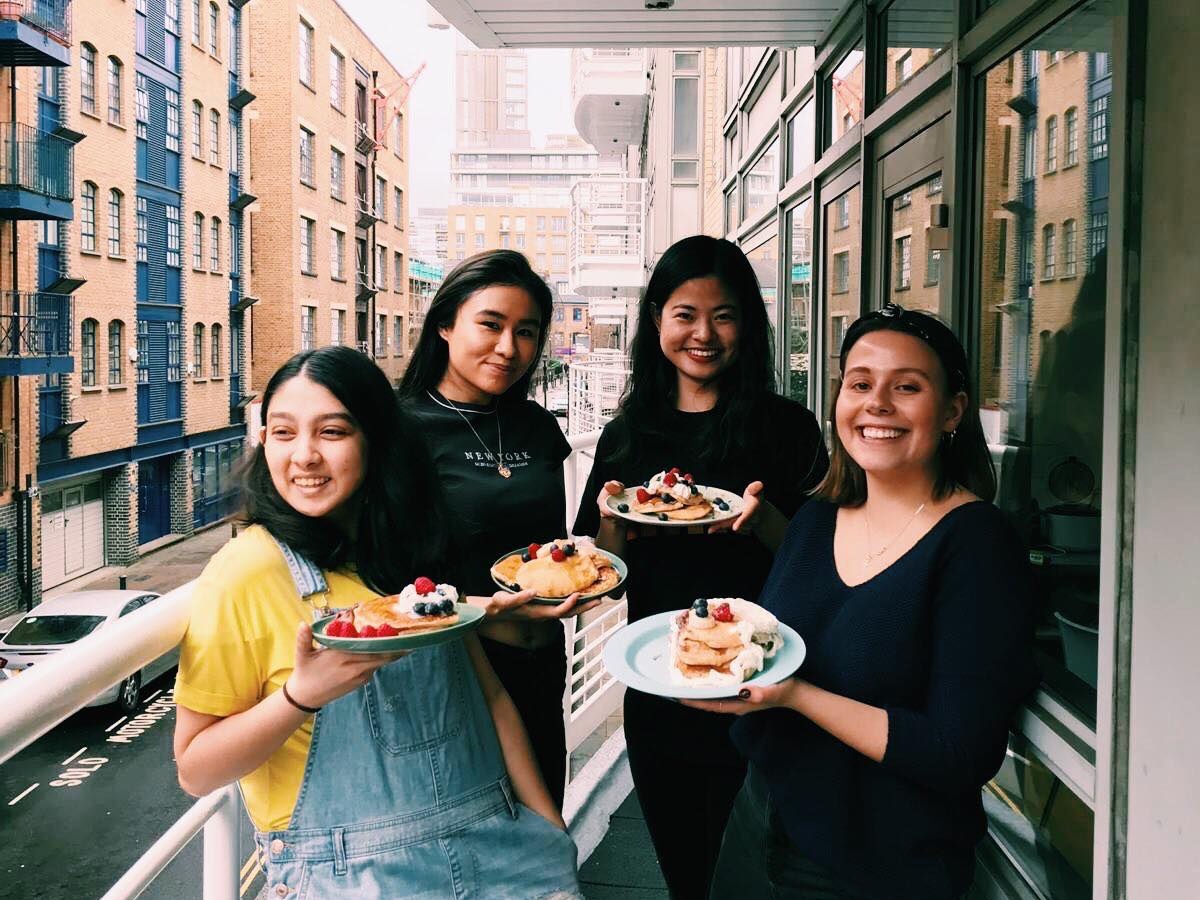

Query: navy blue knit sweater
<box><xmin>732</xmin><ymin>499</ymin><xmax>1038</xmax><ymax>899</ymax></box>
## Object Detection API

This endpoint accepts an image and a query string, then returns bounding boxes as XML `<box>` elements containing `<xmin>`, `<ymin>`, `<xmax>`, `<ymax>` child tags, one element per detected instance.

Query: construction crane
<box><xmin>371</xmin><ymin>62</ymin><xmax>426</xmax><ymax>148</ymax></box>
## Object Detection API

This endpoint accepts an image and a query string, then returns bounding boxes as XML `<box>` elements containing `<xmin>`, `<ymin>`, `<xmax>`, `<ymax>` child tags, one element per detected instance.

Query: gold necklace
<box><xmin>428</xmin><ymin>390</ymin><xmax>512</xmax><ymax>478</ymax></box>
<box><xmin>863</xmin><ymin>501</ymin><xmax>927</xmax><ymax>569</ymax></box>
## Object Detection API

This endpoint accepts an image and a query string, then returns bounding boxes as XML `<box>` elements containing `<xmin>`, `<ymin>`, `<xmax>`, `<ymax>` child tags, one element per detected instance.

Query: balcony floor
<box><xmin>580</xmin><ymin>791</ymin><xmax>669</xmax><ymax>900</ymax></box>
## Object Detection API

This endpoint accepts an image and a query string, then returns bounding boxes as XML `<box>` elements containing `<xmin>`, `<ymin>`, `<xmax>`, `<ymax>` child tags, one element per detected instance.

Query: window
<box><xmin>674</xmin><ymin>51</ymin><xmax>699</xmax><ymax>73</ymax></box>
<box><xmin>375</xmin><ymin>244</ymin><xmax>387</xmax><ymax>289</ymax></box>
<box><xmin>330</xmin><ymin>147</ymin><xmax>345</xmax><ymax>200</ymax></box>
<box><xmin>375</xmin><ymin>314</ymin><xmax>386</xmax><ymax>357</ymax></box>
<box><xmin>299</xmin><ymin>127</ymin><xmax>314</xmax><ymax>186</ymax></box>
<box><xmin>107</xmin><ymin>57</ymin><xmax>123</xmax><ymax>125</ymax></box>
<box><xmin>833</xmin><ymin>251</ymin><xmax>849</xmax><ymax>293</ymax></box>
<box><xmin>831</xmin><ymin>315</ymin><xmax>848</xmax><ymax>351</ymax></box>
<box><xmin>192</xmin><ymin>0</ymin><xmax>201</xmax><ymax>45</ymax></box>
<box><xmin>536</xmin><ymin>216</ymin><xmax>546</xmax><ymax>231</ymax></box>
<box><xmin>209</xmin><ymin>109</ymin><xmax>220</xmax><ymax>165</ymax></box>
<box><xmin>166</xmin><ymin>205</ymin><xmax>181</xmax><ymax>266</ymax></box>
<box><xmin>80</xmin><ymin>182</ymin><xmax>97</xmax><ymax>252</ymax></box>
<box><xmin>230</xmin><ymin>322</ymin><xmax>240</xmax><ymax>375</ymax></box>
<box><xmin>193</xmin><ymin>323</ymin><xmax>204</xmax><ymax>376</ymax></box>
<box><xmin>137</xmin><ymin>321</ymin><xmax>149</xmax><ymax>383</ymax></box>
<box><xmin>554</xmin><ymin>306</ymin><xmax>564</xmax><ymax>322</ymax></box>
<box><xmin>996</xmin><ymin>218</ymin><xmax>1008</xmax><ymax>277</ymax></box>
<box><xmin>208</xmin><ymin>2</ymin><xmax>219</xmax><ymax>56</ymax></box>
<box><xmin>895</xmin><ymin>191</ymin><xmax>912</xmax><ymax>208</ymax></box>
<box><xmin>926</xmin><ymin>248</ymin><xmax>942</xmax><ymax>286</ymax></box>
<box><xmin>573</xmin><ymin>307</ymin><xmax>583</xmax><ymax>322</ymax></box>
<box><xmin>394</xmin><ymin>187</ymin><xmax>403</xmax><ymax>227</ymax></box>
<box><xmin>135</xmin><ymin>74</ymin><xmax>148</xmax><ymax>139</ymax></box>
<box><xmin>393</xmin><ymin>318</ymin><xmax>402</xmax><ymax>355</ymax></box>
<box><xmin>1022</xmin><ymin>126</ymin><xmax>1036</xmax><ymax>181</ymax></box>
<box><xmin>475</xmin><ymin>215</ymin><xmax>485</xmax><ymax>232</ymax></box>
<box><xmin>393</xmin><ymin>113</ymin><xmax>404</xmax><ymax>159</ymax></box>
<box><xmin>516</xmin><ymin>234</ymin><xmax>526</xmax><ymax>249</ymax></box>
<box><xmin>1042</xmin><ymin>224</ymin><xmax>1056</xmax><ymax>279</ymax></box>
<box><xmin>80</xmin><ymin>44</ymin><xmax>96</xmax><ymax>115</ymax></box>
<box><xmin>927</xmin><ymin>174</ymin><xmax>943</xmax><ymax>195</ymax></box>
<box><xmin>330</xmin><ymin>228</ymin><xmax>344</xmax><ymax>280</ymax></box>
<box><xmin>300</xmin><ymin>306</ymin><xmax>315</xmax><ymax>351</ymax></box>
<box><xmin>167</xmin><ymin>321</ymin><xmax>181</xmax><ymax>382</ymax></box>
<box><xmin>298</xmin><ymin>19</ymin><xmax>314</xmax><ymax>87</ymax></box>
<box><xmin>331</xmin><ymin>308</ymin><xmax>345</xmax><ymax>345</ymax></box>
<box><xmin>672</xmin><ymin>77</ymin><xmax>698</xmax><ymax>155</ymax></box>
<box><xmin>835</xmin><ymin>194</ymin><xmax>849</xmax><ymax>230</ymax></box>
<box><xmin>474</xmin><ymin>234</ymin><xmax>484</xmax><ymax>249</ymax></box>
<box><xmin>210</xmin><ymin>217</ymin><xmax>221</xmax><ymax>271</ymax></box>
<box><xmin>211</xmin><ymin>322</ymin><xmax>222</xmax><ymax>377</ymax></box>
<box><xmin>1045</xmin><ymin>115</ymin><xmax>1057</xmax><ymax>173</ymax></box>
<box><xmin>374</xmin><ymin>175</ymin><xmax>386</xmax><ymax>220</ymax></box>
<box><xmin>552</xmin><ymin>217</ymin><xmax>567</xmax><ymax>233</ymax></box>
<box><xmin>81</xmin><ymin>319</ymin><xmax>97</xmax><ymax>387</ymax></box>
<box><xmin>229</xmin><ymin>119</ymin><xmax>238</xmax><ymax>172</ymax></box>
<box><xmin>166</xmin><ymin>0</ymin><xmax>180</xmax><ymax>34</ymax></box>
<box><xmin>455</xmin><ymin>214</ymin><xmax>466</xmax><ymax>231</ymax></box>
<box><xmin>108</xmin><ymin>190</ymin><xmax>123</xmax><ymax>256</ymax></box>
<box><xmin>229</xmin><ymin>221</ymin><xmax>240</xmax><ymax>275</ymax></box>
<box><xmin>895</xmin><ymin>51</ymin><xmax>913</xmax><ymax>86</ymax></box>
<box><xmin>455</xmin><ymin>233</ymin><xmax>464</xmax><ymax>248</ymax></box>
<box><xmin>192</xmin><ymin>213</ymin><xmax>204</xmax><ymax>268</ymax></box>
<box><xmin>1089</xmin><ymin>95</ymin><xmax>1109</xmax><ymax>160</ymax></box>
<box><xmin>895</xmin><ymin>236</ymin><xmax>912</xmax><ymax>290</ymax></box>
<box><xmin>1088</xmin><ymin>211</ymin><xmax>1108</xmax><ymax>271</ymax></box>
<box><xmin>108</xmin><ymin>321</ymin><xmax>124</xmax><ymax>385</ymax></box>
<box><xmin>393</xmin><ymin>251</ymin><xmax>403</xmax><ymax>292</ymax></box>
<box><xmin>1065</xmin><ymin>107</ymin><xmax>1079</xmax><ymax>166</ymax></box>
<box><xmin>300</xmin><ymin>217</ymin><xmax>315</xmax><ymax>274</ymax></box>
<box><xmin>136</xmin><ymin>198</ymin><xmax>147</xmax><ymax>262</ymax></box>
<box><xmin>191</xmin><ymin>101</ymin><xmax>203</xmax><ymax>158</ymax></box>
<box><xmin>329</xmin><ymin>48</ymin><xmax>344</xmax><ymax>110</ymax></box>
<box><xmin>1064</xmin><ymin>219</ymin><xmax>1077</xmax><ymax>276</ymax></box>
<box><xmin>165</xmin><ymin>88</ymin><xmax>180</xmax><ymax>152</ymax></box>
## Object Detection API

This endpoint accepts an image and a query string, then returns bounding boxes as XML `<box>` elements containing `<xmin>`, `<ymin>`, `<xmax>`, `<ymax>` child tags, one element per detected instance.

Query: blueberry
<box><xmin>521</xmin><ymin>550</ymin><xmax>531</xmax><ymax>562</ymax></box>
<box><xmin>691</xmin><ymin>598</ymin><xmax>708</xmax><ymax>611</ymax></box>
<box><xmin>643</xmin><ymin>480</ymin><xmax>650</xmax><ymax>488</ymax></box>
<box><xmin>413</xmin><ymin>602</ymin><xmax>427</xmax><ymax>616</ymax></box>
<box><xmin>564</xmin><ymin>543</ymin><xmax>575</xmax><ymax>557</ymax></box>
<box><xmin>617</xmin><ymin>503</ymin><xmax>629</xmax><ymax>513</ymax></box>
<box><xmin>655</xmin><ymin>513</ymin><xmax>668</xmax><ymax>521</ymax></box>
<box><xmin>693</xmin><ymin>605</ymin><xmax>709</xmax><ymax>618</ymax></box>
<box><xmin>441</xmin><ymin>598</ymin><xmax>455</xmax><ymax>615</ymax></box>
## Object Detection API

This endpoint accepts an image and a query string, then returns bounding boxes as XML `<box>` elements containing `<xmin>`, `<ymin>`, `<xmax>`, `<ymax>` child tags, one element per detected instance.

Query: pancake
<box><xmin>631</xmin><ymin>496</ymin><xmax>683</xmax><ymax>515</ymax></box>
<box><xmin>663</xmin><ymin>499</ymin><xmax>714</xmax><ymax>521</ymax></box>
<box><xmin>514</xmin><ymin>553</ymin><xmax>599</xmax><ymax>598</ymax></box>
<box><xmin>667</xmin><ymin>599</ymin><xmax>783</xmax><ymax>686</ymax></box>
<box><xmin>352</xmin><ymin>594</ymin><xmax>460</xmax><ymax>634</ymax></box>
<box><xmin>491</xmin><ymin>553</ymin><xmax>523</xmax><ymax>587</ymax></box>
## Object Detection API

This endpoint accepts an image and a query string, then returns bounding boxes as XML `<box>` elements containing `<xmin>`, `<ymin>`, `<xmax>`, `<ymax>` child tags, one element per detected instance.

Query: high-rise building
<box><xmin>246</xmin><ymin>0</ymin><xmax>413</xmax><ymax>389</ymax></box>
<box><xmin>455</xmin><ymin>45</ymin><xmax>529</xmax><ymax>149</ymax></box>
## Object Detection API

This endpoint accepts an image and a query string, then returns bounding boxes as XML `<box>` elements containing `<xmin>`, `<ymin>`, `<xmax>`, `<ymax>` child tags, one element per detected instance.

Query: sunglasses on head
<box><xmin>842</xmin><ymin>302</ymin><xmax>968</xmax><ymax>393</ymax></box>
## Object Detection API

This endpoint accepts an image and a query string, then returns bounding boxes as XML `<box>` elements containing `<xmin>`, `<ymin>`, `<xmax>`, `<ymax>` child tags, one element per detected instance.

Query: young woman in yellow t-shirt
<box><xmin>173</xmin><ymin>345</ymin><xmax>581</xmax><ymax>899</ymax></box>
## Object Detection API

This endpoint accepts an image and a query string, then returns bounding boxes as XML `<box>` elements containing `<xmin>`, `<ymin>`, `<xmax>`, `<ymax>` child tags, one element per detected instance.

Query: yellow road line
<box><xmin>239</xmin><ymin>848</ymin><xmax>260</xmax><ymax>880</ymax></box>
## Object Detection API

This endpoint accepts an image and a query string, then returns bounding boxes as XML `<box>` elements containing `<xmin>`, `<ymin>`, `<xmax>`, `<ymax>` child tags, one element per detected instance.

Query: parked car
<box><xmin>0</xmin><ymin>590</ymin><xmax>175</xmax><ymax>713</ymax></box>
<box><xmin>546</xmin><ymin>389</ymin><xmax>568</xmax><ymax>417</ymax></box>
<box><xmin>0</xmin><ymin>611</ymin><xmax>22</xmax><ymax>642</ymax></box>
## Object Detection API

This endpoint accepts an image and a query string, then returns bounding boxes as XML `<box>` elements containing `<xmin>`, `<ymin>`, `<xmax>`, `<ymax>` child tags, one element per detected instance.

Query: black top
<box><xmin>574</xmin><ymin>393</ymin><xmax>828</xmax><ymax>761</ymax></box>
<box><xmin>732</xmin><ymin>499</ymin><xmax>1038</xmax><ymax>899</ymax></box>
<box><xmin>402</xmin><ymin>390</ymin><xmax>572</xmax><ymax>598</ymax></box>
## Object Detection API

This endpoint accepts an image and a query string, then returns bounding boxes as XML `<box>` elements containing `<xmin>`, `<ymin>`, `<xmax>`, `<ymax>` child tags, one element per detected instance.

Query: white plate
<box><xmin>604</xmin><ymin>485</ymin><xmax>743</xmax><ymax>528</ymax></box>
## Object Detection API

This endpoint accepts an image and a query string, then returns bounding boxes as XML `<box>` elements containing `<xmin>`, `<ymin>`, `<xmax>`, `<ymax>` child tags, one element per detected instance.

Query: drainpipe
<box><xmin>8</xmin><ymin>64</ymin><xmax>29</xmax><ymax>610</ymax></box>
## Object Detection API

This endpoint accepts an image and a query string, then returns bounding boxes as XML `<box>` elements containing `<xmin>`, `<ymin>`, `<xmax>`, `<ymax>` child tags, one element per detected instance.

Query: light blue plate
<box><xmin>312</xmin><ymin>604</ymin><xmax>485</xmax><ymax>653</ymax></box>
<box><xmin>602</xmin><ymin>610</ymin><xmax>806</xmax><ymax>700</ymax></box>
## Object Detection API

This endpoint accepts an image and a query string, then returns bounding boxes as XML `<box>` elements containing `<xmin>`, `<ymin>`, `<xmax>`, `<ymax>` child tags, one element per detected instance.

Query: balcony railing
<box><xmin>0</xmin><ymin>290</ymin><xmax>71</xmax><ymax>357</ymax></box>
<box><xmin>7</xmin><ymin>0</ymin><xmax>72</xmax><ymax>45</ymax></box>
<box><xmin>0</xmin><ymin>434</ymin><xmax>623</xmax><ymax>899</ymax></box>
<box><xmin>0</xmin><ymin>122</ymin><xmax>74</xmax><ymax>204</ymax></box>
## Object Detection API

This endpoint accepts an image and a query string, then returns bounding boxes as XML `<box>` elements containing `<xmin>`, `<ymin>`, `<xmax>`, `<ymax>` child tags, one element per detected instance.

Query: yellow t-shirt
<box><xmin>174</xmin><ymin>524</ymin><xmax>380</xmax><ymax>831</ymax></box>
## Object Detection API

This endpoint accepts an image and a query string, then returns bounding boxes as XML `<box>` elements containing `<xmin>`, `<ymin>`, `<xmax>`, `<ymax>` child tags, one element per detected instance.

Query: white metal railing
<box><xmin>0</xmin><ymin>436</ymin><xmax>629</xmax><ymax>898</ymax></box>
<box><xmin>567</xmin><ymin>351</ymin><xmax>631</xmax><ymax>435</ymax></box>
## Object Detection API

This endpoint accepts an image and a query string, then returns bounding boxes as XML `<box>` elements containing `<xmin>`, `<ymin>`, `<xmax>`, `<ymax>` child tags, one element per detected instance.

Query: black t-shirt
<box><xmin>402</xmin><ymin>390</ymin><xmax>572</xmax><ymax>598</ymax></box>
<box><xmin>573</xmin><ymin>393</ymin><xmax>828</xmax><ymax>760</ymax></box>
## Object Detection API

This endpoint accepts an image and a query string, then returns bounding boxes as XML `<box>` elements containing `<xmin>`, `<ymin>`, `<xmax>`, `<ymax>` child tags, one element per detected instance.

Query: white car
<box><xmin>0</xmin><ymin>590</ymin><xmax>176</xmax><ymax>713</ymax></box>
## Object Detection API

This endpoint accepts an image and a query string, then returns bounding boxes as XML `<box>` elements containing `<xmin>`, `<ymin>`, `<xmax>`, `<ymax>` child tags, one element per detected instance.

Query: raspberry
<box><xmin>683</xmin><ymin>473</ymin><xmax>694</xmax><ymax>483</ymax></box>
<box><xmin>342</xmin><ymin>622</ymin><xmax>359</xmax><ymax>638</ymax></box>
<box><xmin>550</xmin><ymin>547</ymin><xmax>566</xmax><ymax>562</ymax></box>
<box><xmin>413</xmin><ymin>577</ymin><xmax>436</xmax><ymax>595</ymax></box>
<box><xmin>376</xmin><ymin>624</ymin><xmax>399</xmax><ymax>637</ymax></box>
<box><xmin>669</xmin><ymin>467</ymin><xmax>680</xmax><ymax>475</ymax></box>
<box><xmin>528</xmin><ymin>543</ymin><xmax>541</xmax><ymax>557</ymax></box>
<box><xmin>663</xmin><ymin>472</ymin><xmax>678</xmax><ymax>487</ymax></box>
<box><xmin>360</xmin><ymin>625</ymin><xmax>379</xmax><ymax>638</ymax></box>
<box><xmin>712</xmin><ymin>603</ymin><xmax>733</xmax><ymax>623</ymax></box>
<box><xmin>636</xmin><ymin>488</ymin><xmax>651</xmax><ymax>504</ymax></box>
<box><xmin>325</xmin><ymin>620</ymin><xmax>346</xmax><ymax>637</ymax></box>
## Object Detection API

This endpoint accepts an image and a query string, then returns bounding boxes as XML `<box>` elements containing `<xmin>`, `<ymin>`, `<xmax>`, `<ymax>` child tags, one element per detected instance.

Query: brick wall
<box><xmin>104</xmin><ymin>463</ymin><xmax>139</xmax><ymax>566</ymax></box>
<box><xmin>169</xmin><ymin>451</ymin><xmax>194</xmax><ymax>536</ymax></box>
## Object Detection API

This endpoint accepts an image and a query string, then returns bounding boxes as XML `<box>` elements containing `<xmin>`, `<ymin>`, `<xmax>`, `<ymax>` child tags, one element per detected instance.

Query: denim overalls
<box><xmin>254</xmin><ymin>543</ymin><xmax>582</xmax><ymax>899</ymax></box>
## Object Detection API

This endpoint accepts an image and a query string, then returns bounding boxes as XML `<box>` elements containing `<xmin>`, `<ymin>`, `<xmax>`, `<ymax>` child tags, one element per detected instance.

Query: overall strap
<box><xmin>268</xmin><ymin>534</ymin><xmax>330</xmax><ymax>602</ymax></box>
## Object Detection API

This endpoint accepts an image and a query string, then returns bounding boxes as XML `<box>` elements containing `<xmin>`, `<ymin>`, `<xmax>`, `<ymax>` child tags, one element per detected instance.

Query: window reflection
<box><xmin>744</xmin><ymin>232</ymin><xmax>778</xmax><ymax>342</ymax></box>
<box><xmin>743</xmin><ymin>138</ymin><xmax>779</xmax><ymax>222</ymax></box>
<box><xmin>823</xmin><ymin>184</ymin><xmax>860</xmax><ymax>407</ymax></box>
<box><xmin>786</xmin><ymin>100</ymin><xmax>814</xmax><ymax>181</ymax></box>
<box><xmin>887</xmin><ymin>173</ymin><xmax>943</xmax><ymax>312</ymax></box>
<box><xmin>786</xmin><ymin>200</ymin><xmax>813</xmax><ymax>403</ymax></box>
<box><xmin>827</xmin><ymin>44</ymin><xmax>864</xmax><ymax>144</ymax></box>
<box><xmin>883</xmin><ymin>0</ymin><xmax>952</xmax><ymax>97</ymax></box>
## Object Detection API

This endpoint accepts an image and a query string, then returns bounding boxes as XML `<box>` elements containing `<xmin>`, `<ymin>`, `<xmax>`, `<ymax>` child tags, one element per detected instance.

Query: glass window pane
<box><xmin>826</xmin><ymin>43</ymin><xmax>864</xmax><ymax>145</ymax></box>
<box><xmin>786</xmin><ymin>100</ymin><xmax>814</xmax><ymax>181</ymax></box>
<box><xmin>673</xmin><ymin>77</ymin><xmax>698</xmax><ymax>156</ymax></box>
<box><xmin>744</xmin><ymin>232</ymin><xmax>778</xmax><ymax>345</ymax></box>
<box><xmin>823</xmin><ymin>184</ymin><xmax>860</xmax><ymax>412</ymax></box>
<box><xmin>883</xmin><ymin>0</ymin><xmax>953</xmax><ymax>98</ymax></box>
<box><xmin>786</xmin><ymin>199</ymin><xmax>814</xmax><ymax>403</ymax></box>
<box><xmin>887</xmin><ymin>173</ymin><xmax>943</xmax><ymax>312</ymax></box>
<box><xmin>743</xmin><ymin>138</ymin><xmax>779</xmax><ymax>222</ymax></box>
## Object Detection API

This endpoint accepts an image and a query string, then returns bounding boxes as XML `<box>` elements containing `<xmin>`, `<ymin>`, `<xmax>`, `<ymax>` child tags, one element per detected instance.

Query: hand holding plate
<box><xmin>707</xmin><ymin>480</ymin><xmax>764</xmax><ymax>534</ymax></box>
<box><xmin>678</xmin><ymin>678</ymin><xmax>799</xmax><ymax>715</ymax></box>
<box><xmin>288</xmin><ymin>623</ymin><xmax>408</xmax><ymax>709</ymax></box>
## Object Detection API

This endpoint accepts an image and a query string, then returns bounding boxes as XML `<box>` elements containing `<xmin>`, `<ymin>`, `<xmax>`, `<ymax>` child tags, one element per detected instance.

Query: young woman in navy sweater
<box><xmin>688</xmin><ymin>305</ymin><xmax>1038</xmax><ymax>900</ymax></box>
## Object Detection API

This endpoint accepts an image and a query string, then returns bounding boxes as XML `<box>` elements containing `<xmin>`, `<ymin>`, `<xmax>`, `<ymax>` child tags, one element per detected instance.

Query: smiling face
<box><xmin>260</xmin><ymin>374</ymin><xmax>367</xmax><ymax>523</ymax></box>
<box><xmin>835</xmin><ymin>330</ymin><xmax>966</xmax><ymax>483</ymax></box>
<box><xmin>654</xmin><ymin>276</ymin><xmax>741</xmax><ymax>392</ymax></box>
<box><xmin>438</xmin><ymin>285</ymin><xmax>542</xmax><ymax>404</ymax></box>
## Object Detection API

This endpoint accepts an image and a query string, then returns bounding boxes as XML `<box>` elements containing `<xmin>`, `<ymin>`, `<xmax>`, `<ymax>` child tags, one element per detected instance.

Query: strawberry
<box><xmin>663</xmin><ymin>472</ymin><xmax>678</xmax><ymax>487</ymax></box>
<box><xmin>550</xmin><ymin>547</ymin><xmax>566</xmax><ymax>562</ymax></box>
<box><xmin>635</xmin><ymin>487</ymin><xmax>651</xmax><ymax>504</ymax></box>
<box><xmin>360</xmin><ymin>625</ymin><xmax>379</xmax><ymax>638</ymax></box>
<box><xmin>528</xmin><ymin>543</ymin><xmax>541</xmax><ymax>557</ymax></box>
<box><xmin>413</xmin><ymin>576</ymin><xmax>436</xmax><ymax>595</ymax></box>
<box><xmin>711</xmin><ymin>602</ymin><xmax>733</xmax><ymax>623</ymax></box>
<box><xmin>376</xmin><ymin>623</ymin><xmax>399</xmax><ymax>637</ymax></box>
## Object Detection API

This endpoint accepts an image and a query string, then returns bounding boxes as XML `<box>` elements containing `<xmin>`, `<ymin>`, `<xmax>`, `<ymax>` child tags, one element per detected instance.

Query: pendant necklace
<box><xmin>863</xmin><ymin>501</ymin><xmax>927</xmax><ymax>570</ymax></box>
<box><xmin>427</xmin><ymin>390</ymin><xmax>512</xmax><ymax>478</ymax></box>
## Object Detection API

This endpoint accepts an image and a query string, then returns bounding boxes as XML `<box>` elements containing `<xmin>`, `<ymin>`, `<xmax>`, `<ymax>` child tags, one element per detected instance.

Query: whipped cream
<box><xmin>646</xmin><ymin>470</ymin><xmax>703</xmax><ymax>505</ymax></box>
<box><xmin>534</xmin><ymin>538</ymin><xmax>598</xmax><ymax>560</ymax></box>
<box><xmin>395</xmin><ymin>582</ymin><xmax>459</xmax><ymax>614</ymax></box>
<box><xmin>668</xmin><ymin>598</ymin><xmax>783</xmax><ymax>686</ymax></box>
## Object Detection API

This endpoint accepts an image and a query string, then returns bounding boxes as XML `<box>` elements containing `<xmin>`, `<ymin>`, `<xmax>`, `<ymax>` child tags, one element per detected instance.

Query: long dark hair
<box><xmin>240</xmin><ymin>346</ymin><xmax>448</xmax><ymax>593</ymax></box>
<box><xmin>815</xmin><ymin>304</ymin><xmax>996</xmax><ymax>505</ymax></box>
<box><xmin>397</xmin><ymin>249</ymin><xmax>554</xmax><ymax>403</ymax></box>
<box><xmin>614</xmin><ymin>235</ymin><xmax>776</xmax><ymax>464</ymax></box>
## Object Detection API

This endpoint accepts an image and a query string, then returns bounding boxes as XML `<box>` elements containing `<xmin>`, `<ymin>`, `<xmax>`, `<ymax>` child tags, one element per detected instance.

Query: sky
<box><xmin>337</xmin><ymin>0</ymin><xmax>576</xmax><ymax>212</ymax></box>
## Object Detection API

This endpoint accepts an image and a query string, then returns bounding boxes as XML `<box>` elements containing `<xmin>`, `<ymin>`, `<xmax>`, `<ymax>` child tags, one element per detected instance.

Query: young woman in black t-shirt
<box><xmin>398</xmin><ymin>250</ymin><xmax>599</xmax><ymax>808</ymax></box>
<box><xmin>573</xmin><ymin>236</ymin><xmax>828</xmax><ymax>900</ymax></box>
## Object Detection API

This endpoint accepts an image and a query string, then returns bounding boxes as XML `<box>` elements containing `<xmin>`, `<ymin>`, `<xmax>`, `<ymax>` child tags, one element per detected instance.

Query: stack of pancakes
<box><xmin>668</xmin><ymin>599</ymin><xmax>782</xmax><ymax>686</ymax></box>
<box><xmin>351</xmin><ymin>594</ymin><xmax>459</xmax><ymax>635</ymax></box>
<box><xmin>492</xmin><ymin>540</ymin><xmax>621</xmax><ymax>599</ymax></box>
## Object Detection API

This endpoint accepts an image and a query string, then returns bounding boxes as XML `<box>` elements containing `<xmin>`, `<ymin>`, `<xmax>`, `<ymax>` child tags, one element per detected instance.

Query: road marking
<box><xmin>60</xmin><ymin>747</ymin><xmax>87</xmax><ymax>766</ymax></box>
<box><xmin>239</xmin><ymin>849</ymin><xmax>263</xmax><ymax>897</ymax></box>
<box><xmin>240</xmin><ymin>849</ymin><xmax>260</xmax><ymax>879</ymax></box>
<box><xmin>143</xmin><ymin>689</ymin><xmax>164</xmax><ymax>704</ymax></box>
<box><xmin>104</xmin><ymin>717</ymin><xmax>128</xmax><ymax>733</ymax></box>
<box><xmin>8</xmin><ymin>783</ymin><xmax>39</xmax><ymax>806</ymax></box>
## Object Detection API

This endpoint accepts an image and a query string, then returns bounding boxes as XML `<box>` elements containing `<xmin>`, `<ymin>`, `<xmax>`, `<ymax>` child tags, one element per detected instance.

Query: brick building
<box><xmin>245</xmin><ymin>0</ymin><xmax>413</xmax><ymax>390</ymax></box>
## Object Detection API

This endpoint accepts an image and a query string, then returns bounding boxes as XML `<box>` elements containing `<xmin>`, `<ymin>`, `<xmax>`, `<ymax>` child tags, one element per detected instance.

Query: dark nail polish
<box><xmin>738</xmin><ymin>689</ymin><xmax>751</xmax><ymax>700</ymax></box>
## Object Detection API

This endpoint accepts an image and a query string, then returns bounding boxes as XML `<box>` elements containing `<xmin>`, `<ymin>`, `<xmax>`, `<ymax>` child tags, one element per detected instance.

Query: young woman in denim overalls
<box><xmin>173</xmin><ymin>346</ymin><xmax>581</xmax><ymax>900</ymax></box>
